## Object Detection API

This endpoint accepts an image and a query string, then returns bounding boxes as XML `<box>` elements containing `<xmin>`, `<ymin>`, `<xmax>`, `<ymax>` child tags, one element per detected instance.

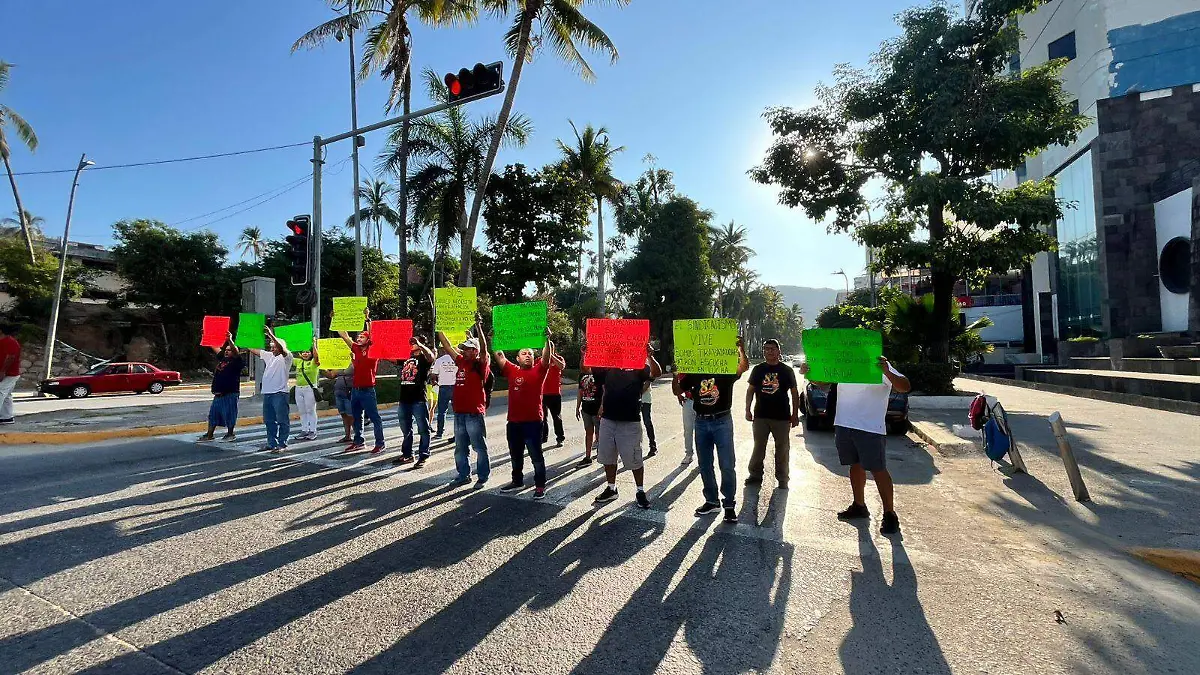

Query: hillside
<box><xmin>773</xmin><ymin>285</ymin><xmax>841</xmax><ymax>321</ymax></box>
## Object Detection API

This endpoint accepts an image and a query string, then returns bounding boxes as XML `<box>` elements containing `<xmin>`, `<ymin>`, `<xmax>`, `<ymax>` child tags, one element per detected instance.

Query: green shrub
<box><xmin>895</xmin><ymin>362</ymin><xmax>958</xmax><ymax>395</ymax></box>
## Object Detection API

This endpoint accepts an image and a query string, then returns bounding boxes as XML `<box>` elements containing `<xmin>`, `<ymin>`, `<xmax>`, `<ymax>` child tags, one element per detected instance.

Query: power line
<box><xmin>172</xmin><ymin>173</ymin><xmax>312</xmax><ymax>226</ymax></box>
<box><xmin>8</xmin><ymin>141</ymin><xmax>311</xmax><ymax>176</ymax></box>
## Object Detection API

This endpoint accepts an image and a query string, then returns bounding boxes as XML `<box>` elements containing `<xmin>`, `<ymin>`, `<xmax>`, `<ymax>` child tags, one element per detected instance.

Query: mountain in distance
<box><xmin>772</xmin><ymin>285</ymin><xmax>841</xmax><ymax>322</ymax></box>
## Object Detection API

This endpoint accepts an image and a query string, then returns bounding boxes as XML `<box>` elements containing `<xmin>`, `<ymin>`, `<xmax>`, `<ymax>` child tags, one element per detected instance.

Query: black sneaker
<box><xmin>723</xmin><ymin>508</ymin><xmax>738</xmax><ymax>524</ymax></box>
<box><xmin>744</xmin><ymin>475</ymin><xmax>763</xmax><ymax>486</ymax></box>
<box><xmin>500</xmin><ymin>481</ymin><xmax>525</xmax><ymax>493</ymax></box>
<box><xmin>635</xmin><ymin>490</ymin><xmax>650</xmax><ymax>509</ymax></box>
<box><xmin>593</xmin><ymin>486</ymin><xmax>619</xmax><ymax>504</ymax></box>
<box><xmin>646</xmin><ymin>447</ymin><xmax>658</xmax><ymax>458</ymax></box>
<box><xmin>393</xmin><ymin>456</ymin><xmax>415</xmax><ymax>466</ymax></box>
<box><xmin>837</xmin><ymin>503</ymin><xmax>871</xmax><ymax>521</ymax></box>
<box><xmin>0</xmin><ymin>418</ymin><xmax>14</xmax><ymax>425</ymax></box>
<box><xmin>881</xmin><ymin>511</ymin><xmax>901</xmax><ymax>535</ymax></box>
<box><xmin>413</xmin><ymin>459</ymin><xmax>426</xmax><ymax>469</ymax></box>
<box><xmin>695</xmin><ymin>502</ymin><xmax>721</xmax><ymax>517</ymax></box>
<box><xmin>556</xmin><ymin>439</ymin><xmax>564</xmax><ymax>447</ymax></box>
<box><xmin>576</xmin><ymin>457</ymin><xmax>594</xmax><ymax>468</ymax></box>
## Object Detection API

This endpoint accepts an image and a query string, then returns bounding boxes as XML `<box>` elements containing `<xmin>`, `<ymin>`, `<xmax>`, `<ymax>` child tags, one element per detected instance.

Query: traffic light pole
<box><xmin>309</xmin><ymin>85</ymin><xmax>503</xmax><ymax>337</ymax></box>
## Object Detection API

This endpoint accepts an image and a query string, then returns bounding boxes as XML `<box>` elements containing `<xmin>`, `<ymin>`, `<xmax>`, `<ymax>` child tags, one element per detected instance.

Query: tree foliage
<box><xmin>111</xmin><ymin>219</ymin><xmax>231</xmax><ymax>323</ymax></box>
<box><xmin>0</xmin><ymin>235</ymin><xmax>89</xmax><ymax>318</ymax></box>
<box><xmin>750</xmin><ymin>0</ymin><xmax>1086</xmax><ymax>361</ymax></box>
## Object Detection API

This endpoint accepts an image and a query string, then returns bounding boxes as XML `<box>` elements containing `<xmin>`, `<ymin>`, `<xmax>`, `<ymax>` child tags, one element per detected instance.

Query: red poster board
<box><xmin>200</xmin><ymin>316</ymin><xmax>231</xmax><ymax>348</ymax></box>
<box><xmin>368</xmin><ymin>320</ymin><xmax>414</xmax><ymax>360</ymax></box>
<box><xmin>584</xmin><ymin>319</ymin><xmax>650</xmax><ymax>369</ymax></box>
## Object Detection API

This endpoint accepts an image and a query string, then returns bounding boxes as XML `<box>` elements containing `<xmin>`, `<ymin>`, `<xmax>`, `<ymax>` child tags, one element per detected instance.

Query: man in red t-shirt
<box><xmin>437</xmin><ymin>318</ymin><xmax>490</xmax><ymax>487</ymax></box>
<box><xmin>495</xmin><ymin>337</ymin><xmax>556</xmax><ymax>498</ymax></box>
<box><xmin>539</xmin><ymin>347</ymin><xmax>567</xmax><ymax>448</ymax></box>
<box><xmin>335</xmin><ymin>306</ymin><xmax>385</xmax><ymax>453</ymax></box>
<box><xmin>0</xmin><ymin>324</ymin><xmax>22</xmax><ymax>424</ymax></box>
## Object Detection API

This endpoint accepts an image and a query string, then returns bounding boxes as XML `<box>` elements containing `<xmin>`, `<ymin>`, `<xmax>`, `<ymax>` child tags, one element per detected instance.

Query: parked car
<box><xmin>39</xmin><ymin>362</ymin><xmax>183</xmax><ymax>399</ymax></box>
<box><xmin>799</xmin><ymin>381</ymin><xmax>910</xmax><ymax>434</ymax></box>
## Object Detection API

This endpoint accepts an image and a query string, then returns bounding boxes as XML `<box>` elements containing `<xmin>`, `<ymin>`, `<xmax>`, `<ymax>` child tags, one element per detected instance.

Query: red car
<box><xmin>39</xmin><ymin>362</ymin><xmax>183</xmax><ymax>399</ymax></box>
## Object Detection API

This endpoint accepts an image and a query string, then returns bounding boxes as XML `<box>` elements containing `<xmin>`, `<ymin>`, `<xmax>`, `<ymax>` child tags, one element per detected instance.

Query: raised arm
<box><xmin>881</xmin><ymin>356</ymin><xmax>911</xmax><ymax>393</ymax></box>
<box><xmin>211</xmin><ymin>331</ymin><xmax>235</xmax><ymax>355</ymax></box>
<box><xmin>474</xmin><ymin>314</ymin><xmax>488</xmax><ymax>357</ymax></box>
<box><xmin>436</xmin><ymin>331</ymin><xmax>462</xmax><ymax>360</ymax></box>
<box><xmin>735</xmin><ymin>336</ymin><xmax>749</xmax><ymax>377</ymax></box>
<box><xmin>412</xmin><ymin>336</ymin><xmax>435</xmax><ymax>363</ymax></box>
<box><xmin>493</xmin><ymin>348</ymin><xmax>510</xmax><ymax>370</ymax></box>
<box><xmin>311</xmin><ymin>340</ymin><xmax>320</xmax><ymax>367</ymax></box>
<box><xmin>265</xmin><ymin>325</ymin><xmax>290</xmax><ymax>359</ymax></box>
<box><xmin>646</xmin><ymin>345</ymin><xmax>663</xmax><ymax>380</ymax></box>
<box><xmin>332</xmin><ymin>310</ymin><xmax>355</xmax><ymax>348</ymax></box>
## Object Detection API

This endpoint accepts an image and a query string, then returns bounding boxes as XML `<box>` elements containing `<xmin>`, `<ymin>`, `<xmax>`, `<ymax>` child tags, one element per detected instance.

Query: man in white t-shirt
<box><xmin>247</xmin><ymin>326</ymin><xmax>292</xmax><ymax>454</ymax></box>
<box><xmin>432</xmin><ymin>348</ymin><xmax>458</xmax><ymax>439</ymax></box>
<box><xmin>801</xmin><ymin>355</ymin><xmax>910</xmax><ymax>534</ymax></box>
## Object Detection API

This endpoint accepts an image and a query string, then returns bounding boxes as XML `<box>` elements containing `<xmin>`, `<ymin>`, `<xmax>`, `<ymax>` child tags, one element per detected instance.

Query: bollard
<box><xmin>1048</xmin><ymin>412</ymin><xmax>1090</xmax><ymax>502</ymax></box>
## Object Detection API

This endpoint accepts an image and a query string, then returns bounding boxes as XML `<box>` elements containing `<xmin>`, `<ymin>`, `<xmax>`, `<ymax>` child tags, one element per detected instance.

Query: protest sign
<box><xmin>435</xmin><ymin>287</ymin><xmax>477</xmax><ymax>336</ymax></box>
<box><xmin>234</xmin><ymin>313</ymin><xmax>266</xmax><ymax>350</ymax></box>
<box><xmin>368</xmin><ymin>320</ymin><xmax>414</xmax><ymax>360</ymax></box>
<box><xmin>200</xmin><ymin>316</ymin><xmax>231</xmax><ymax>348</ymax></box>
<box><xmin>272</xmin><ymin>322</ymin><xmax>313</xmax><ymax>352</ymax></box>
<box><xmin>317</xmin><ymin>338</ymin><xmax>353</xmax><ymax>370</ymax></box>
<box><xmin>492</xmin><ymin>301</ymin><xmax>548</xmax><ymax>351</ymax></box>
<box><xmin>330</xmin><ymin>296</ymin><xmax>368</xmax><ymax>332</ymax></box>
<box><xmin>801</xmin><ymin>328</ymin><xmax>883</xmax><ymax>384</ymax></box>
<box><xmin>583</xmin><ymin>319</ymin><xmax>650</xmax><ymax>369</ymax></box>
<box><xmin>673</xmin><ymin>318</ymin><xmax>739</xmax><ymax>374</ymax></box>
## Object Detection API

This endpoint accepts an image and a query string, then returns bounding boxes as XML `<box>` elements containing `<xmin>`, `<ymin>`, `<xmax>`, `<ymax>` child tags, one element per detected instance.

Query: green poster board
<box><xmin>492</xmin><ymin>301</ymin><xmax>548</xmax><ymax>351</ymax></box>
<box><xmin>273</xmin><ymin>322</ymin><xmax>313</xmax><ymax>352</ymax></box>
<box><xmin>330</xmin><ymin>297</ymin><xmax>368</xmax><ymax>332</ymax></box>
<box><xmin>234</xmin><ymin>313</ymin><xmax>266</xmax><ymax>350</ymax></box>
<box><xmin>801</xmin><ymin>328</ymin><xmax>883</xmax><ymax>384</ymax></box>
<box><xmin>317</xmin><ymin>338</ymin><xmax>352</xmax><ymax>370</ymax></box>
<box><xmin>435</xmin><ymin>287</ymin><xmax>477</xmax><ymax>336</ymax></box>
<box><xmin>673</xmin><ymin>318</ymin><xmax>739</xmax><ymax>374</ymax></box>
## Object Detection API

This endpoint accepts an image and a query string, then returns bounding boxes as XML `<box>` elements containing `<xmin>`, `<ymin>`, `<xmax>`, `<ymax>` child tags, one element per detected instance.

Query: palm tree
<box><xmin>237</xmin><ymin>226</ymin><xmax>266</xmax><ymax>263</ymax></box>
<box><xmin>381</xmin><ymin>69</ymin><xmax>531</xmax><ymax>288</ymax></box>
<box><xmin>0</xmin><ymin>61</ymin><xmax>40</xmax><ymax>263</ymax></box>
<box><xmin>0</xmin><ymin>209</ymin><xmax>45</xmax><ymax>240</ymax></box>
<box><xmin>557</xmin><ymin>121</ymin><xmax>623</xmax><ymax>316</ymax></box>
<box><xmin>347</xmin><ymin>177</ymin><xmax>401</xmax><ymax>252</ymax></box>
<box><xmin>708</xmin><ymin>221</ymin><xmax>752</xmax><ymax>317</ymax></box>
<box><xmin>463</xmin><ymin>0</ymin><xmax>628</xmax><ymax>287</ymax></box>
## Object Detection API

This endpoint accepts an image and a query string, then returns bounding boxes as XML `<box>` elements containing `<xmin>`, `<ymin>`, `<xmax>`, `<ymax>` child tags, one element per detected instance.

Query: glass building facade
<box><xmin>1054</xmin><ymin>150</ymin><xmax>1104</xmax><ymax>338</ymax></box>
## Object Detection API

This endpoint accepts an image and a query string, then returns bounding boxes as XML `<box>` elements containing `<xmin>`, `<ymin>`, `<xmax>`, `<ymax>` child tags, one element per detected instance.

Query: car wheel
<box><xmin>71</xmin><ymin>385</ymin><xmax>91</xmax><ymax>399</ymax></box>
<box><xmin>148</xmin><ymin>382</ymin><xmax>165</xmax><ymax>394</ymax></box>
<box><xmin>887</xmin><ymin>420</ymin><xmax>909</xmax><ymax>435</ymax></box>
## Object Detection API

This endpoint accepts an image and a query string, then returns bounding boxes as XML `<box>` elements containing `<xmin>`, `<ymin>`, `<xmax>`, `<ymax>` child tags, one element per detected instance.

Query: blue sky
<box><xmin>2</xmin><ymin>0</ymin><xmax>914</xmax><ymax>289</ymax></box>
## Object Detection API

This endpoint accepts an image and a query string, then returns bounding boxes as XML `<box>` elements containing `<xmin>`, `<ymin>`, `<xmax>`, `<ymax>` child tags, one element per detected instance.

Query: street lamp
<box><xmin>832</xmin><ymin>269</ymin><xmax>850</xmax><ymax>295</ymax></box>
<box><xmin>335</xmin><ymin>1</ymin><xmax>364</xmax><ymax>296</ymax></box>
<box><xmin>42</xmin><ymin>153</ymin><xmax>93</xmax><ymax>387</ymax></box>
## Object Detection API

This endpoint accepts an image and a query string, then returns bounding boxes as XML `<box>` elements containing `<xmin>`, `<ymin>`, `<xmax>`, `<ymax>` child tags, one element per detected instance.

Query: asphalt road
<box><xmin>2</xmin><ymin>379</ymin><xmax>1198</xmax><ymax>674</ymax></box>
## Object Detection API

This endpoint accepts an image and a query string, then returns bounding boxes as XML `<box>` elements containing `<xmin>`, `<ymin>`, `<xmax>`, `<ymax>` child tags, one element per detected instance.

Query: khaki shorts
<box><xmin>595</xmin><ymin>418</ymin><xmax>643</xmax><ymax>470</ymax></box>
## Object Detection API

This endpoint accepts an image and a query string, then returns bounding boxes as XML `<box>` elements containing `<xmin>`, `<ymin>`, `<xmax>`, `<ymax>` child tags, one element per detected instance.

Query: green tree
<box><xmin>348</xmin><ymin>177</ymin><xmax>401</xmax><ymax>251</ymax></box>
<box><xmin>481</xmin><ymin>163</ymin><xmax>589</xmax><ymax>303</ymax></box>
<box><xmin>236</xmin><ymin>226</ymin><xmax>266</xmax><ymax>263</ymax></box>
<box><xmin>1</xmin><ymin>209</ymin><xmax>45</xmax><ymax>240</ymax></box>
<box><xmin>111</xmin><ymin>219</ymin><xmax>230</xmax><ymax>324</ymax></box>
<box><xmin>464</xmin><ymin>0</ymin><xmax>628</xmax><ymax>289</ymax></box>
<box><xmin>0</xmin><ymin>236</ymin><xmax>88</xmax><ymax>318</ymax></box>
<box><xmin>0</xmin><ymin>61</ymin><xmax>40</xmax><ymax>263</ymax></box>
<box><xmin>708</xmin><ymin>220</ymin><xmax>752</xmax><ymax>318</ymax></box>
<box><xmin>556</xmin><ymin>121</ymin><xmax>623</xmax><ymax>314</ymax></box>
<box><xmin>258</xmin><ymin>232</ymin><xmax>401</xmax><ymax>322</ymax></box>
<box><xmin>749</xmin><ymin>0</ymin><xmax>1086</xmax><ymax>362</ymax></box>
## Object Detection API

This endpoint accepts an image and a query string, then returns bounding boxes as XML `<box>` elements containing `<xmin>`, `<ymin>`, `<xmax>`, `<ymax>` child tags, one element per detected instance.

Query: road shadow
<box><xmin>801</xmin><ymin>428</ymin><xmax>940</xmax><ymax>485</ymax></box>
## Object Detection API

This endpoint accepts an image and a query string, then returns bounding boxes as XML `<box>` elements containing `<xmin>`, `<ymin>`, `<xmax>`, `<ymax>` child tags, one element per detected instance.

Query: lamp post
<box><xmin>833</xmin><ymin>269</ymin><xmax>850</xmax><ymax>296</ymax></box>
<box><xmin>42</xmin><ymin>153</ymin><xmax>93</xmax><ymax>386</ymax></box>
<box><xmin>336</xmin><ymin>1</ymin><xmax>364</xmax><ymax>296</ymax></box>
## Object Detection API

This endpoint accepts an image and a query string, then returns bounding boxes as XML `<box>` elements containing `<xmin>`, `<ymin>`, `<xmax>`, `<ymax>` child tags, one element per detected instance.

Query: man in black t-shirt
<box><xmin>198</xmin><ymin>332</ymin><xmax>243</xmax><ymax>443</ymax></box>
<box><xmin>745</xmin><ymin>338</ymin><xmax>801</xmax><ymax>489</ymax></box>
<box><xmin>591</xmin><ymin>343</ymin><xmax>662</xmax><ymax>509</ymax></box>
<box><xmin>395</xmin><ymin>336</ymin><xmax>435</xmax><ymax>467</ymax></box>
<box><xmin>674</xmin><ymin>336</ymin><xmax>749</xmax><ymax>523</ymax></box>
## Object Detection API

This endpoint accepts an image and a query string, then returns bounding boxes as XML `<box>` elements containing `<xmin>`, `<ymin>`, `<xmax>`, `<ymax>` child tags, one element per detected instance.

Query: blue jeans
<box><xmin>262</xmin><ymin>392</ymin><xmax>290</xmax><ymax>449</ymax></box>
<box><xmin>399</xmin><ymin>400</ymin><xmax>431</xmax><ymax>459</ymax></box>
<box><xmin>506</xmin><ymin>421</ymin><xmax>546</xmax><ymax>488</ymax></box>
<box><xmin>454</xmin><ymin>412</ymin><xmax>489</xmax><ymax>482</ymax></box>
<box><xmin>352</xmin><ymin>387</ymin><xmax>385</xmax><ymax>448</ymax></box>
<box><xmin>436</xmin><ymin>385</ymin><xmax>455</xmax><ymax>435</ymax></box>
<box><xmin>696</xmin><ymin>414</ymin><xmax>737</xmax><ymax>508</ymax></box>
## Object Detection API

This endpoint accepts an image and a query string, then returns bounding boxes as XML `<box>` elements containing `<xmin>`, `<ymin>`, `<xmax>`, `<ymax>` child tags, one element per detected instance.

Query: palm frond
<box><xmin>3</xmin><ymin>108</ymin><xmax>38</xmax><ymax>152</ymax></box>
<box><xmin>0</xmin><ymin>62</ymin><xmax>10</xmax><ymax>93</ymax></box>
<box><xmin>290</xmin><ymin>13</ymin><xmax>367</xmax><ymax>52</ymax></box>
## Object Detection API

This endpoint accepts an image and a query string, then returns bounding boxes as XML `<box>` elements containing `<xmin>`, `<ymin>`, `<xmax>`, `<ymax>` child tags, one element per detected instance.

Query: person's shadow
<box><xmin>840</xmin><ymin>523</ymin><xmax>950</xmax><ymax>674</ymax></box>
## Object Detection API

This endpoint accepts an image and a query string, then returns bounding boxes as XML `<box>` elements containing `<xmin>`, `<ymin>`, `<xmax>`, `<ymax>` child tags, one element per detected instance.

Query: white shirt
<box><xmin>260</xmin><ymin>349</ymin><xmax>293</xmax><ymax>395</ymax></box>
<box><xmin>832</xmin><ymin>363</ymin><xmax>902</xmax><ymax>436</ymax></box>
<box><xmin>434</xmin><ymin>354</ymin><xmax>458</xmax><ymax>386</ymax></box>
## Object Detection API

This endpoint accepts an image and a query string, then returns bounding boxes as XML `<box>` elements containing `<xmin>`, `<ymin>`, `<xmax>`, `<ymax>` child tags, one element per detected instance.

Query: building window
<box><xmin>1008</xmin><ymin>52</ymin><xmax>1021</xmax><ymax>75</ymax></box>
<box><xmin>1015</xmin><ymin>161</ymin><xmax>1028</xmax><ymax>183</ymax></box>
<box><xmin>1069</xmin><ymin>99</ymin><xmax>1079</xmax><ymax>115</ymax></box>
<box><xmin>1054</xmin><ymin>150</ymin><xmax>1103</xmax><ymax>338</ymax></box>
<box><xmin>1048</xmin><ymin>31</ymin><xmax>1076</xmax><ymax>61</ymax></box>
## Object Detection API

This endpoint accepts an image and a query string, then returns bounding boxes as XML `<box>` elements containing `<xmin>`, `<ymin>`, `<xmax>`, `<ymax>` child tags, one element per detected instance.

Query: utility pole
<box><xmin>42</xmin><ymin>153</ymin><xmax>93</xmax><ymax>387</ymax></box>
<box><xmin>346</xmin><ymin>0</ymin><xmax>363</xmax><ymax>295</ymax></box>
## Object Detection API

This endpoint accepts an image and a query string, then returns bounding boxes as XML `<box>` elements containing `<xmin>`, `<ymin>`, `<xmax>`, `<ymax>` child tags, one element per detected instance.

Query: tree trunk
<box><xmin>927</xmin><ymin>203</ymin><xmax>952</xmax><ymax>363</ymax></box>
<box><xmin>2</xmin><ymin>152</ymin><xmax>37</xmax><ymax>264</ymax></box>
<box><xmin>397</xmin><ymin>67</ymin><xmax>411</xmax><ymax>317</ymax></box>
<box><xmin>595</xmin><ymin>196</ymin><xmax>606</xmax><ymax>317</ymax></box>
<box><xmin>577</xmin><ymin>237</ymin><xmax>583</xmax><ymax>286</ymax></box>
<box><xmin>460</xmin><ymin>5</ymin><xmax>537</xmax><ymax>286</ymax></box>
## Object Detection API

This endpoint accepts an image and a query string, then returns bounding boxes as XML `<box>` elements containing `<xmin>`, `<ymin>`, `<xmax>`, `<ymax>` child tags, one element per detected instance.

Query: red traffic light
<box><xmin>444</xmin><ymin>72</ymin><xmax>462</xmax><ymax>97</ymax></box>
<box><xmin>444</xmin><ymin>62</ymin><xmax>503</xmax><ymax>102</ymax></box>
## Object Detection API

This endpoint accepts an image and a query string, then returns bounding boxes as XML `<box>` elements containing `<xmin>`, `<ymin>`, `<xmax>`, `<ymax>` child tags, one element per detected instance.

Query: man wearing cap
<box><xmin>335</xmin><ymin>306</ymin><xmax>385</xmax><ymax>454</ymax></box>
<box><xmin>437</xmin><ymin>317</ymin><xmax>490</xmax><ymax>487</ymax></box>
<box><xmin>494</xmin><ymin>335</ymin><xmax>556</xmax><ymax>499</ymax></box>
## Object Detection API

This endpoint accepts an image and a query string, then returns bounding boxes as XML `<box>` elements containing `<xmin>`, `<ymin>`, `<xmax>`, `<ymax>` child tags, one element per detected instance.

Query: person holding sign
<box><xmin>744</xmin><ymin>339</ymin><xmax>801</xmax><ymax>489</ymax></box>
<box><xmin>591</xmin><ymin>342</ymin><xmax>662</xmax><ymax>510</ymax></box>
<box><xmin>322</xmin><ymin>363</ymin><xmax>356</xmax><ymax>443</ymax></box>
<box><xmin>674</xmin><ymin>337</ymin><xmax>750</xmax><ymax>524</ymax></box>
<box><xmin>394</xmin><ymin>336</ymin><xmax>435</xmax><ymax>468</ymax></box>
<box><xmin>800</xmin><ymin>355</ymin><xmax>910</xmax><ymax>535</ymax></box>
<box><xmin>334</xmin><ymin>306</ymin><xmax>386</xmax><ymax>454</ymax></box>
<box><xmin>539</xmin><ymin>348</ymin><xmax>567</xmax><ymax>448</ymax></box>
<box><xmin>436</xmin><ymin>317</ymin><xmax>491</xmax><ymax>488</ymax></box>
<box><xmin>293</xmin><ymin>343</ymin><xmax>321</xmax><ymax>441</ymax></box>
<box><xmin>432</xmin><ymin>347</ymin><xmax>457</xmax><ymax>439</ymax></box>
<box><xmin>197</xmin><ymin>331</ymin><xmax>242</xmax><ymax>443</ymax></box>
<box><xmin>574</xmin><ymin>345</ymin><xmax>602</xmax><ymax>467</ymax></box>
<box><xmin>247</xmin><ymin>325</ymin><xmax>292</xmax><ymax>454</ymax></box>
<box><xmin>494</xmin><ymin>335</ymin><xmax>556</xmax><ymax>499</ymax></box>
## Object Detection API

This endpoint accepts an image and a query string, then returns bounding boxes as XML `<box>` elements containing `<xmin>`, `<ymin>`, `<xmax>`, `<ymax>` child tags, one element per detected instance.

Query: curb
<box><xmin>959</xmin><ymin>374</ymin><xmax>1200</xmax><ymax>417</ymax></box>
<box><xmin>908</xmin><ymin>418</ymin><xmax>978</xmax><ymax>457</ymax></box>
<box><xmin>1128</xmin><ymin>547</ymin><xmax>1200</xmax><ymax>585</ymax></box>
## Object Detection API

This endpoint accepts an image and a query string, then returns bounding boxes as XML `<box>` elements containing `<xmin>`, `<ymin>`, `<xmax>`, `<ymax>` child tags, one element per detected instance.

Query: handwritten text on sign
<box><xmin>330</xmin><ymin>297</ymin><xmax>369</xmax><ymax>332</ymax></box>
<box><xmin>201</xmin><ymin>316</ymin><xmax>231</xmax><ymax>348</ymax></box>
<box><xmin>317</xmin><ymin>338</ymin><xmax>352</xmax><ymax>370</ymax></box>
<box><xmin>584</xmin><ymin>319</ymin><xmax>650</xmax><ymax>369</ymax></box>
<box><xmin>368</xmin><ymin>320</ymin><xmax>414</xmax><ymax>360</ymax></box>
<box><xmin>435</xmin><ymin>287</ymin><xmax>477</xmax><ymax>335</ymax></box>
<box><xmin>673</xmin><ymin>318</ymin><xmax>739</xmax><ymax>374</ymax></box>
<box><xmin>801</xmin><ymin>328</ymin><xmax>883</xmax><ymax>384</ymax></box>
<box><xmin>492</xmin><ymin>301</ymin><xmax>548</xmax><ymax>351</ymax></box>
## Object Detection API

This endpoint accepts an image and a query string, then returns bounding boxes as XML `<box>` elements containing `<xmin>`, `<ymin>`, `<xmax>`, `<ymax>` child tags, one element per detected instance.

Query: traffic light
<box><xmin>444</xmin><ymin>62</ymin><xmax>504</xmax><ymax>103</ymax></box>
<box><xmin>285</xmin><ymin>215</ymin><xmax>311</xmax><ymax>287</ymax></box>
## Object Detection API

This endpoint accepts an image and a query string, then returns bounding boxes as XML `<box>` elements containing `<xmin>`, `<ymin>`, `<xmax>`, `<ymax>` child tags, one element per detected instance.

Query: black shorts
<box><xmin>834</xmin><ymin>426</ymin><xmax>887</xmax><ymax>472</ymax></box>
